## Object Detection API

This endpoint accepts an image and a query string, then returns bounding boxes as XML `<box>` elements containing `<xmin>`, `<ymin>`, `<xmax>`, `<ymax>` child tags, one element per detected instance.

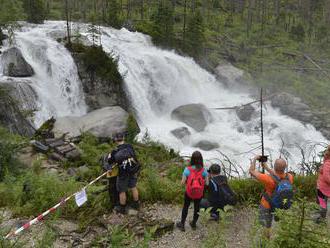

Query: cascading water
<box><xmin>94</xmin><ymin>25</ymin><xmax>328</xmax><ymax>170</ymax></box>
<box><xmin>1</xmin><ymin>21</ymin><xmax>327</xmax><ymax>171</ymax></box>
<box><xmin>0</xmin><ymin>23</ymin><xmax>87</xmax><ymax>127</ymax></box>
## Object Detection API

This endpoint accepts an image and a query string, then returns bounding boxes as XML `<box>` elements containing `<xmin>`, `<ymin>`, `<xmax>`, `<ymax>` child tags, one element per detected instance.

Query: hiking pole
<box><xmin>259</xmin><ymin>88</ymin><xmax>267</xmax><ymax>173</ymax></box>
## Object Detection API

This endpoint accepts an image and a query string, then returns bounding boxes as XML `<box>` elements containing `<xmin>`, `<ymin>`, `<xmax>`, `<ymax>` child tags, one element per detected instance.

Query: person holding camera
<box><xmin>249</xmin><ymin>155</ymin><xmax>294</xmax><ymax>239</ymax></box>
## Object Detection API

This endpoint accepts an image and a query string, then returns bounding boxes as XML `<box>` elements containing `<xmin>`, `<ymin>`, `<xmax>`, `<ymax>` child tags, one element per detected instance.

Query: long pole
<box><xmin>260</xmin><ymin>88</ymin><xmax>265</xmax><ymax>173</ymax></box>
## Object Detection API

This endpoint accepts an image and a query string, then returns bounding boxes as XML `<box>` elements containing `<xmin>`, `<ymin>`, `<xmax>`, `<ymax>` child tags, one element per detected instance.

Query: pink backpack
<box><xmin>186</xmin><ymin>166</ymin><xmax>205</xmax><ymax>199</ymax></box>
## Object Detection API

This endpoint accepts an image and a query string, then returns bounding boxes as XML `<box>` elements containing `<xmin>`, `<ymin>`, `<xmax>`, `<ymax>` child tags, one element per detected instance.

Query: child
<box><xmin>176</xmin><ymin>151</ymin><xmax>208</xmax><ymax>231</ymax></box>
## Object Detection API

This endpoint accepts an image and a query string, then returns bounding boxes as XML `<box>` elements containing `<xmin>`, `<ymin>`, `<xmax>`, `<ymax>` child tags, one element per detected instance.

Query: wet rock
<box><xmin>53</xmin><ymin>106</ymin><xmax>129</xmax><ymax>139</ymax></box>
<box><xmin>65</xmin><ymin>149</ymin><xmax>81</xmax><ymax>161</ymax></box>
<box><xmin>170</xmin><ymin>127</ymin><xmax>191</xmax><ymax>140</ymax></box>
<box><xmin>214</xmin><ymin>63</ymin><xmax>244</xmax><ymax>84</ymax></box>
<box><xmin>71</xmin><ymin>47</ymin><xmax>129</xmax><ymax>111</ymax></box>
<box><xmin>0</xmin><ymin>80</ymin><xmax>37</xmax><ymax>137</ymax></box>
<box><xmin>171</xmin><ymin>104</ymin><xmax>212</xmax><ymax>132</ymax></box>
<box><xmin>193</xmin><ymin>140</ymin><xmax>219</xmax><ymax>151</ymax></box>
<box><xmin>236</xmin><ymin>105</ymin><xmax>256</xmax><ymax>122</ymax></box>
<box><xmin>1</xmin><ymin>47</ymin><xmax>34</xmax><ymax>77</ymax></box>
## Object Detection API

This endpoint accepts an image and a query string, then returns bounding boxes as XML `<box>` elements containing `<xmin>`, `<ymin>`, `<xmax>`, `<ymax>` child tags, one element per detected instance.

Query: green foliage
<box><xmin>290</xmin><ymin>24</ymin><xmax>305</xmax><ymax>42</ymax></box>
<box><xmin>0</xmin><ymin>0</ymin><xmax>24</xmax><ymax>26</ymax></box>
<box><xmin>269</xmin><ymin>199</ymin><xmax>330</xmax><ymax>248</ymax></box>
<box><xmin>80</xmin><ymin>45</ymin><xmax>123</xmax><ymax>85</ymax></box>
<box><xmin>200</xmin><ymin>206</ymin><xmax>234</xmax><ymax>248</ymax></box>
<box><xmin>184</xmin><ymin>9</ymin><xmax>205</xmax><ymax>57</ymax></box>
<box><xmin>107</xmin><ymin>0</ymin><xmax>121</xmax><ymax>29</ymax></box>
<box><xmin>0</xmin><ymin>127</ymin><xmax>26</xmax><ymax>181</ymax></box>
<box><xmin>126</xmin><ymin>114</ymin><xmax>140</xmax><ymax>143</ymax></box>
<box><xmin>0</xmin><ymin>172</ymin><xmax>82</xmax><ymax>217</ymax></box>
<box><xmin>23</xmin><ymin>0</ymin><xmax>46</xmax><ymax>24</ymax></box>
<box><xmin>36</xmin><ymin>226</ymin><xmax>57</xmax><ymax>248</ymax></box>
<box><xmin>152</xmin><ymin>0</ymin><xmax>174</xmax><ymax>47</ymax></box>
<box><xmin>138</xmin><ymin>165</ymin><xmax>183</xmax><ymax>203</ymax></box>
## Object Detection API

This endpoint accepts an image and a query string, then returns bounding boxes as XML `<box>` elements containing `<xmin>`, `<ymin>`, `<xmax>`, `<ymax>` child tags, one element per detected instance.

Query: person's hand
<box><xmin>253</xmin><ymin>155</ymin><xmax>261</xmax><ymax>161</ymax></box>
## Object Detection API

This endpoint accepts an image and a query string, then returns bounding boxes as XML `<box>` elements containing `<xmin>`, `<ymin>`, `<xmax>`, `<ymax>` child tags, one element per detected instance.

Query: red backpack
<box><xmin>186</xmin><ymin>166</ymin><xmax>205</xmax><ymax>199</ymax></box>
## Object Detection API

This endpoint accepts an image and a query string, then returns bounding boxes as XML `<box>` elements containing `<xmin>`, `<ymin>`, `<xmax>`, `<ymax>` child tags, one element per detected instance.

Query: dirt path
<box><xmin>148</xmin><ymin>204</ymin><xmax>256</xmax><ymax>248</ymax></box>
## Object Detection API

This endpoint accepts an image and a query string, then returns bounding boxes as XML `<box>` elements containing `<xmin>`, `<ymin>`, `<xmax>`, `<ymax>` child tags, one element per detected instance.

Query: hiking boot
<box><xmin>176</xmin><ymin>222</ymin><xmax>185</xmax><ymax>232</ymax></box>
<box><xmin>131</xmin><ymin>201</ymin><xmax>140</xmax><ymax>210</ymax></box>
<box><xmin>114</xmin><ymin>205</ymin><xmax>127</xmax><ymax>215</ymax></box>
<box><xmin>189</xmin><ymin>221</ymin><xmax>197</xmax><ymax>230</ymax></box>
<box><xmin>210</xmin><ymin>213</ymin><xmax>220</xmax><ymax>222</ymax></box>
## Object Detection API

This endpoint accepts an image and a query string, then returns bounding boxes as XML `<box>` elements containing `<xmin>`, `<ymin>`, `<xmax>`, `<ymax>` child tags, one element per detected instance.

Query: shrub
<box><xmin>0</xmin><ymin>127</ymin><xmax>26</xmax><ymax>181</ymax></box>
<box><xmin>0</xmin><ymin>172</ymin><xmax>82</xmax><ymax>218</ymax></box>
<box><xmin>270</xmin><ymin>199</ymin><xmax>330</xmax><ymax>248</ymax></box>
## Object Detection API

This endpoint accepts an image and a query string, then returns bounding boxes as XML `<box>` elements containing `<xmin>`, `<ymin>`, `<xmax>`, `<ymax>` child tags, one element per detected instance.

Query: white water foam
<box><xmin>0</xmin><ymin>22</ymin><xmax>87</xmax><ymax>127</ymax></box>
<box><xmin>2</xmin><ymin>21</ymin><xmax>327</xmax><ymax>172</ymax></box>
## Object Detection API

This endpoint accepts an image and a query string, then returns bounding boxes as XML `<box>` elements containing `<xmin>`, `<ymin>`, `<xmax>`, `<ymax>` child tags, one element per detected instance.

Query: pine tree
<box><xmin>23</xmin><ymin>0</ymin><xmax>46</xmax><ymax>24</ymax></box>
<box><xmin>108</xmin><ymin>0</ymin><xmax>121</xmax><ymax>29</ymax></box>
<box><xmin>152</xmin><ymin>0</ymin><xmax>174</xmax><ymax>47</ymax></box>
<box><xmin>185</xmin><ymin>9</ymin><xmax>205</xmax><ymax>57</ymax></box>
<box><xmin>0</xmin><ymin>0</ymin><xmax>24</xmax><ymax>46</ymax></box>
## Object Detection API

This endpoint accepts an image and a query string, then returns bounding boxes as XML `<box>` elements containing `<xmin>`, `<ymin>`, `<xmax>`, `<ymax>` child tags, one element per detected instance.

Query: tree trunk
<box><xmin>65</xmin><ymin>0</ymin><xmax>71</xmax><ymax>46</ymax></box>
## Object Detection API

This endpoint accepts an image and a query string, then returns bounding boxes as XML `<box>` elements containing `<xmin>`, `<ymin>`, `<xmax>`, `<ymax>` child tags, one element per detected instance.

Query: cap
<box><xmin>113</xmin><ymin>132</ymin><xmax>124</xmax><ymax>142</ymax></box>
<box><xmin>209</xmin><ymin>164</ymin><xmax>221</xmax><ymax>174</ymax></box>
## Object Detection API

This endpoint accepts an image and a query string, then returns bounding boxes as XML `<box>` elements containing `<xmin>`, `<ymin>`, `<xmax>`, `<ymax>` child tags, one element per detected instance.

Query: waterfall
<box><xmin>94</xmin><ymin>26</ymin><xmax>327</xmax><ymax>170</ymax></box>
<box><xmin>1</xmin><ymin>21</ymin><xmax>327</xmax><ymax>170</ymax></box>
<box><xmin>0</xmin><ymin>22</ymin><xmax>87</xmax><ymax>127</ymax></box>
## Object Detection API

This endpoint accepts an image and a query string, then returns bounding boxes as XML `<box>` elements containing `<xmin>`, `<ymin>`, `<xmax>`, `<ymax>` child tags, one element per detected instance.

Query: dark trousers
<box><xmin>108</xmin><ymin>177</ymin><xmax>119</xmax><ymax>207</ymax></box>
<box><xmin>180</xmin><ymin>193</ymin><xmax>202</xmax><ymax>225</ymax></box>
<box><xmin>200</xmin><ymin>198</ymin><xmax>221</xmax><ymax>218</ymax></box>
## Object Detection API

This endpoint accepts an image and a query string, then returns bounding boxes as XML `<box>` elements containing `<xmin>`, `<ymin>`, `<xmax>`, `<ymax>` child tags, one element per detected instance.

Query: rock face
<box><xmin>70</xmin><ymin>51</ymin><xmax>129</xmax><ymax>112</ymax></box>
<box><xmin>53</xmin><ymin>106</ymin><xmax>129</xmax><ymax>138</ymax></box>
<box><xmin>236</xmin><ymin>105</ymin><xmax>256</xmax><ymax>122</ymax></box>
<box><xmin>1</xmin><ymin>47</ymin><xmax>34</xmax><ymax>77</ymax></box>
<box><xmin>0</xmin><ymin>80</ymin><xmax>37</xmax><ymax>136</ymax></box>
<box><xmin>193</xmin><ymin>140</ymin><xmax>219</xmax><ymax>151</ymax></box>
<box><xmin>171</xmin><ymin>104</ymin><xmax>212</xmax><ymax>132</ymax></box>
<box><xmin>271</xmin><ymin>92</ymin><xmax>330</xmax><ymax>139</ymax></box>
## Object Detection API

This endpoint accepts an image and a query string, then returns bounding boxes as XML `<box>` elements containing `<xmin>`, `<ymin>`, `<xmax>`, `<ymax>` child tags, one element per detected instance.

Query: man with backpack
<box><xmin>107</xmin><ymin>132</ymin><xmax>140</xmax><ymax>214</ymax></box>
<box><xmin>200</xmin><ymin>164</ymin><xmax>237</xmax><ymax>221</ymax></box>
<box><xmin>249</xmin><ymin>155</ymin><xmax>294</xmax><ymax>238</ymax></box>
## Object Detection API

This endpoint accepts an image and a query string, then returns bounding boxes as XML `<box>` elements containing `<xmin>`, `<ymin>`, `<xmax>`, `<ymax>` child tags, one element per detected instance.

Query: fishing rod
<box><xmin>259</xmin><ymin>88</ymin><xmax>268</xmax><ymax>172</ymax></box>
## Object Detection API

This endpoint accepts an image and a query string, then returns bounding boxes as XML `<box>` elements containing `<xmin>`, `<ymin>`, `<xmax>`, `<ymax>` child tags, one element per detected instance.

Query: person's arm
<box><xmin>249</xmin><ymin>155</ymin><xmax>261</xmax><ymax>178</ymax></box>
<box><xmin>262</xmin><ymin>162</ymin><xmax>275</xmax><ymax>175</ymax></box>
<box><xmin>181</xmin><ymin>175</ymin><xmax>187</xmax><ymax>185</ymax></box>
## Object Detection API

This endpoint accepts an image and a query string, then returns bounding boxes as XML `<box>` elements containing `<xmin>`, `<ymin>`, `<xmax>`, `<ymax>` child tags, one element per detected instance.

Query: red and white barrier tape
<box><xmin>5</xmin><ymin>171</ymin><xmax>109</xmax><ymax>239</ymax></box>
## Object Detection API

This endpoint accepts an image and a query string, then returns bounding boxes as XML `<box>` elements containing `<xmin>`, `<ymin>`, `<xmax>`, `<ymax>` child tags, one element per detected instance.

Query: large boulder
<box><xmin>171</xmin><ymin>104</ymin><xmax>212</xmax><ymax>132</ymax></box>
<box><xmin>236</xmin><ymin>105</ymin><xmax>256</xmax><ymax>122</ymax></box>
<box><xmin>193</xmin><ymin>140</ymin><xmax>219</xmax><ymax>151</ymax></box>
<box><xmin>1</xmin><ymin>47</ymin><xmax>34</xmax><ymax>77</ymax></box>
<box><xmin>70</xmin><ymin>45</ymin><xmax>129</xmax><ymax>112</ymax></box>
<box><xmin>0</xmin><ymin>80</ymin><xmax>37</xmax><ymax>136</ymax></box>
<box><xmin>53</xmin><ymin>106</ymin><xmax>129</xmax><ymax>138</ymax></box>
<box><xmin>215</xmin><ymin>64</ymin><xmax>244</xmax><ymax>83</ymax></box>
<box><xmin>170</xmin><ymin>127</ymin><xmax>191</xmax><ymax>140</ymax></box>
<box><xmin>271</xmin><ymin>93</ymin><xmax>313</xmax><ymax>123</ymax></box>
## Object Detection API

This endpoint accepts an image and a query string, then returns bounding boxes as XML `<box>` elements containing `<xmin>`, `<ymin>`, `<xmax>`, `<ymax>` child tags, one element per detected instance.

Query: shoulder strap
<box><xmin>210</xmin><ymin>178</ymin><xmax>218</xmax><ymax>192</ymax></box>
<box><xmin>270</xmin><ymin>174</ymin><xmax>281</xmax><ymax>184</ymax></box>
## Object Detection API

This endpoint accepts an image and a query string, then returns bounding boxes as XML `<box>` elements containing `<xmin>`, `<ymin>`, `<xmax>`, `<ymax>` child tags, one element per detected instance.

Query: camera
<box><xmin>258</xmin><ymin>155</ymin><xmax>268</xmax><ymax>163</ymax></box>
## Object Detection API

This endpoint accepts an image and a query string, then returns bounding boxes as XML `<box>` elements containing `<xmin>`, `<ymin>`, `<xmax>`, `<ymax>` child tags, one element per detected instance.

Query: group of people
<box><xmin>103</xmin><ymin>132</ymin><xmax>330</xmax><ymax>237</ymax></box>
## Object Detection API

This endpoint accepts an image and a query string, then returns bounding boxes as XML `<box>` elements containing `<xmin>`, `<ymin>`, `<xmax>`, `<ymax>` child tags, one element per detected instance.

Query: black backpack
<box><xmin>113</xmin><ymin>145</ymin><xmax>140</xmax><ymax>174</ymax></box>
<box><xmin>212</xmin><ymin>177</ymin><xmax>237</xmax><ymax>206</ymax></box>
